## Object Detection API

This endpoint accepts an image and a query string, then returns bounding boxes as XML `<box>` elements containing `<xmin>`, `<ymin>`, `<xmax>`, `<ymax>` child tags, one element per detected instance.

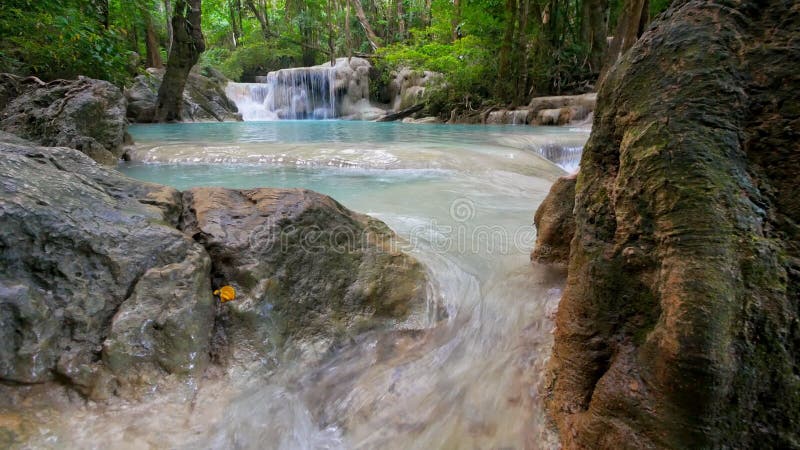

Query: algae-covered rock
<box><xmin>0</xmin><ymin>74</ymin><xmax>127</xmax><ymax>164</ymax></box>
<box><xmin>0</xmin><ymin>142</ymin><xmax>208</xmax><ymax>395</ymax></box>
<box><xmin>545</xmin><ymin>0</ymin><xmax>800</xmax><ymax>448</ymax></box>
<box><xmin>181</xmin><ymin>187</ymin><xmax>434</xmax><ymax>362</ymax></box>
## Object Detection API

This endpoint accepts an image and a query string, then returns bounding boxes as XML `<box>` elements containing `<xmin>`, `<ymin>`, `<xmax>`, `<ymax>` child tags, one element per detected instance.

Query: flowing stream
<box><xmin>20</xmin><ymin>121</ymin><xmax>587</xmax><ymax>449</ymax></box>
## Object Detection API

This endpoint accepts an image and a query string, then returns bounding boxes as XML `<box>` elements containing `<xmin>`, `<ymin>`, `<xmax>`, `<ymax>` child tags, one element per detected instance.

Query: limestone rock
<box><xmin>531</xmin><ymin>174</ymin><xmax>575</xmax><ymax>265</ymax></box>
<box><xmin>126</xmin><ymin>65</ymin><xmax>241</xmax><ymax>123</ymax></box>
<box><xmin>528</xmin><ymin>92</ymin><xmax>596</xmax><ymax>116</ymax></box>
<box><xmin>485</xmin><ymin>109</ymin><xmax>531</xmax><ymax>125</ymax></box>
<box><xmin>545</xmin><ymin>0</ymin><xmax>800</xmax><ymax>448</ymax></box>
<box><xmin>0</xmin><ymin>74</ymin><xmax>127</xmax><ymax>164</ymax></box>
<box><xmin>534</xmin><ymin>106</ymin><xmax>591</xmax><ymax>126</ymax></box>
<box><xmin>0</xmin><ymin>142</ymin><xmax>208</xmax><ymax>396</ymax></box>
<box><xmin>401</xmin><ymin>116</ymin><xmax>442</xmax><ymax>124</ymax></box>
<box><xmin>181</xmin><ymin>187</ymin><xmax>434</xmax><ymax>362</ymax></box>
<box><xmin>388</xmin><ymin>69</ymin><xmax>442</xmax><ymax>111</ymax></box>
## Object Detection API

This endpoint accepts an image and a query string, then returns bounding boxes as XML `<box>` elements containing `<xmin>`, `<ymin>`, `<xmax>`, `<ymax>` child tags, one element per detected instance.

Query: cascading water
<box><xmin>226</xmin><ymin>57</ymin><xmax>375</xmax><ymax>121</ymax></box>
<box><xmin>225</xmin><ymin>67</ymin><xmax>337</xmax><ymax>120</ymax></box>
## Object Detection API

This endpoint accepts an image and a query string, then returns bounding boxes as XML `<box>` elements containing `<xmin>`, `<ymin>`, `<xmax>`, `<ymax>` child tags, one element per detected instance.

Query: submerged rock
<box><xmin>181</xmin><ymin>187</ymin><xmax>434</xmax><ymax>362</ymax></box>
<box><xmin>126</xmin><ymin>65</ymin><xmax>241</xmax><ymax>123</ymax></box>
<box><xmin>531</xmin><ymin>174</ymin><xmax>575</xmax><ymax>266</ymax></box>
<box><xmin>545</xmin><ymin>0</ymin><xmax>800</xmax><ymax>448</ymax></box>
<box><xmin>0</xmin><ymin>74</ymin><xmax>127</xmax><ymax>164</ymax></box>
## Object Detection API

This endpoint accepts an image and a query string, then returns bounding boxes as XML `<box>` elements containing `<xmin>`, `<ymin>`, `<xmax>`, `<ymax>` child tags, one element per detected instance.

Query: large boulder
<box><xmin>0</xmin><ymin>74</ymin><xmax>127</xmax><ymax>165</ymax></box>
<box><xmin>181</xmin><ymin>187</ymin><xmax>434</xmax><ymax>362</ymax></box>
<box><xmin>545</xmin><ymin>0</ymin><xmax>800</xmax><ymax>448</ymax></box>
<box><xmin>0</xmin><ymin>141</ymin><xmax>212</xmax><ymax>398</ymax></box>
<box><xmin>126</xmin><ymin>65</ymin><xmax>241</xmax><ymax>123</ymax></box>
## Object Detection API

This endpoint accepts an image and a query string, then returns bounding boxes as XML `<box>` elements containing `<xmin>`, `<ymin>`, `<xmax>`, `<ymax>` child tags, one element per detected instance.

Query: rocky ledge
<box><xmin>0</xmin><ymin>74</ymin><xmax>127</xmax><ymax>165</ymax></box>
<box><xmin>535</xmin><ymin>0</ymin><xmax>799</xmax><ymax>448</ymax></box>
<box><xmin>0</xmin><ymin>140</ymin><xmax>434</xmax><ymax>400</ymax></box>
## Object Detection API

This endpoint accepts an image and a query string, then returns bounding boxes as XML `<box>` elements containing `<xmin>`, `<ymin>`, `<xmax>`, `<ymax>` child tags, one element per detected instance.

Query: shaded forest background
<box><xmin>0</xmin><ymin>0</ymin><xmax>670</xmax><ymax>110</ymax></box>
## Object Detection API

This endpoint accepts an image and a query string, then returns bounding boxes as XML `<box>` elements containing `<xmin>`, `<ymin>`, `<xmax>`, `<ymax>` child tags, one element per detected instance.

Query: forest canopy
<box><xmin>0</xmin><ymin>0</ymin><xmax>671</xmax><ymax>107</ymax></box>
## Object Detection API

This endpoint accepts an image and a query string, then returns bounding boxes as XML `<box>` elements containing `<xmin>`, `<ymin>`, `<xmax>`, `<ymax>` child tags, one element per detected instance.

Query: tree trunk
<box><xmin>601</xmin><ymin>0</ymin><xmax>649</xmax><ymax>80</ymax></box>
<box><xmin>145</xmin><ymin>12</ymin><xmax>164</xmax><ymax>69</ymax></box>
<box><xmin>350</xmin><ymin>0</ymin><xmax>382</xmax><ymax>51</ymax></box>
<box><xmin>327</xmin><ymin>0</ymin><xmax>335</xmax><ymax>65</ymax></box>
<box><xmin>515</xmin><ymin>0</ymin><xmax>530</xmax><ymax>104</ymax></box>
<box><xmin>164</xmin><ymin>0</ymin><xmax>174</xmax><ymax>54</ymax></box>
<box><xmin>154</xmin><ymin>0</ymin><xmax>205</xmax><ymax>122</ymax></box>
<box><xmin>496</xmin><ymin>0</ymin><xmax>517</xmax><ymax>102</ymax></box>
<box><xmin>245</xmin><ymin>0</ymin><xmax>270</xmax><ymax>40</ymax></box>
<box><xmin>451</xmin><ymin>0</ymin><xmax>461</xmax><ymax>41</ymax></box>
<box><xmin>229</xmin><ymin>0</ymin><xmax>242</xmax><ymax>47</ymax></box>
<box><xmin>346</xmin><ymin>0</ymin><xmax>352</xmax><ymax>59</ymax></box>
<box><xmin>395</xmin><ymin>0</ymin><xmax>406</xmax><ymax>40</ymax></box>
<box><xmin>423</xmin><ymin>0</ymin><xmax>432</xmax><ymax>27</ymax></box>
<box><xmin>580</xmin><ymin>0</ymin><xmax>609</xmax><ymax>74</ymax></box>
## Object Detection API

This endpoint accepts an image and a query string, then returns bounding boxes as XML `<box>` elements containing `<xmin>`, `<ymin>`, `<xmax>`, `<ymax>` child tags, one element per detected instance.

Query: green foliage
<box><xmin>649</xmin><ymin>0</ymin><xmax>673</xmax><ymax>17</ymax></box>
<box><xmin>0</xmin><ymin>0</ymin><xmax>133</xmax><ymax>84</ymax></box>
<box><xmin>216</xmin><ymin>41</ymin><xmax>301</xmax><ymax>81</ymax></box>
<box><xmin>377</xmin><ymin>33</ymin><xmax>495</xmax><ymax>114</ymax></box>
<box><xmin>529</xmin><ymin>40</ymin><xmax>595</xmax><ymax>96</ymax></box>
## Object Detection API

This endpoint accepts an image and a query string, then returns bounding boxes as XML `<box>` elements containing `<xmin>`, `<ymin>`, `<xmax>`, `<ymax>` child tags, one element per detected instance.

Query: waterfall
<box><xmin>226</xmin><ymin>67</ymin><xmax>337</xmax><ymax>121</ymax></box>
<box><xmin>225</xmin><ymin>57</ymin><xmax>376</xmax><ymax>121</ymax></box>
<box><xmin>535</xmin><ymin>143</ymin><xmax>583</xmax><ymax>173</ymax></box>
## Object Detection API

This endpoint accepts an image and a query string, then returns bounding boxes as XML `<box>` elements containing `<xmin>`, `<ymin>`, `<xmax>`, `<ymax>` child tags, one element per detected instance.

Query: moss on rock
<box><xmin>544</xmin><ymin>0</ymin><xmax>800</xmax><ymax>447</ymax></box>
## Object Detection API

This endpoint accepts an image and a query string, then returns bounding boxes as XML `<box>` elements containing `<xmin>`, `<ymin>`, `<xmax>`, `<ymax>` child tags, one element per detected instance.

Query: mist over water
<box><xmin>22</xmin><ymin>121</ymin><xmax>584</xmax><ymax>449</ymax></box>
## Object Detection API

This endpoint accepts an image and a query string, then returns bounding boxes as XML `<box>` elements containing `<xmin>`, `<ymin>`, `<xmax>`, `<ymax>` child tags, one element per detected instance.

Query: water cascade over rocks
<box><xmin>225</xmin><ymin>57</ymin><xmax>384</xmax><ymax>121</ymax></box>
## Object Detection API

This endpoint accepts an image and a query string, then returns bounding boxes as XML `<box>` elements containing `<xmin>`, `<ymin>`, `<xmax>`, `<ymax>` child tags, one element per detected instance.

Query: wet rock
<box><xmin>0</xmin><ymin>142</ymin><xmax>208</xmax><ymax>396</ymax></box>
<box><xmin>531</xmin><ymin>174</ymin><xmax>576</xmax><ymax>265</ymax></box>
<box><xmin>546</xmin><ymin>0</ymin><xmax>800</xmax><ymax>448</ymax></box>
<box><xmin>102</xmin><ymin>245</ymin><xmax>214</xmax><ymax>392</ymax></box>
<box><xmin>126</xmin><ymin>65</ymin><xmax>241</xmax><ymax>123</ymax></box>
<box><xmin>181</xmin><ymin>187</ymin><xmax>434</xmax><ymax>362</ymax></box>
<box><xmin>0</xmin><ymin>74</ymin><xmax>126</xmax><ymax>164</ymax></box>
<box><xmin>485</xmin><ymin>109</ymin><xmax>531</xmax><ymax>125</ymax></box>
